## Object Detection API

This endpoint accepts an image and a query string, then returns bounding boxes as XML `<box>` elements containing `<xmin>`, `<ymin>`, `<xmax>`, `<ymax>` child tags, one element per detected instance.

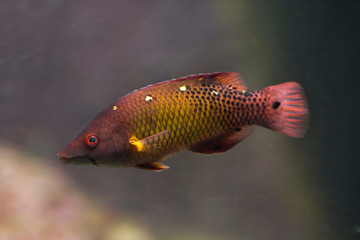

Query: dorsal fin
<box><xmin>211</xmin><ymin>72</ymin><xmax>247</xmax><ymax>91</ymax></box>
<box><xmin>143</xmin><ymin>72</ymin><xmax>247</xmax><ymax>92</ymax></box>
<box><xmin>183</xmin><ymin>72</ymin><xmax>247</xmax><ymax>91</ymax></box>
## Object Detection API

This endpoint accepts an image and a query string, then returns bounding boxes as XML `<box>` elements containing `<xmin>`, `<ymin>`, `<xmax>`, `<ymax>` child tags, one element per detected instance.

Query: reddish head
<box><xmin>57</xmin><ymin>111</ymin><xmax>129</xmax><ymax>167</ymax></box>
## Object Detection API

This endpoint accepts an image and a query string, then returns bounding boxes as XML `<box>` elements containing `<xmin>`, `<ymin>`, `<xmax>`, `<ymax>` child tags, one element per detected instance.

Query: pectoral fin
<box><xmin>135</xmin><ymin>162</ymin><xmax>169</xmax><ymax>172</ymax></box>
<box><xmin>129</xmin><ymin>130</ymin><xmax>171</xmax><ymax>153</ymax></box>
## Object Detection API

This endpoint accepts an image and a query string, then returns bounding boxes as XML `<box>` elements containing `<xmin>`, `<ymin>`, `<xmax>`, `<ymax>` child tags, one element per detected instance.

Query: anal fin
<box><xmin>135</xmin><ymin>162</ymin><xmax>169</xmax><ymax>172</ymax></box>
<box><xmin>129</xmin><ymin>130</ymin><xmax>171</xmax><ymax>153</ymax></box>
<box><xmin>189</xmin><ymin>125</ymin><xmax>253</xmax><ymax>154</ymax></box>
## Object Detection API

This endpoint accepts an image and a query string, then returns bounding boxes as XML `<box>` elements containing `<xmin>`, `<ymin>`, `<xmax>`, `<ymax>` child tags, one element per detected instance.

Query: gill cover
<box><xmin>112</xmin><ymin>126</ymin><xmax>129</xmax><ymax>157</ymax></box>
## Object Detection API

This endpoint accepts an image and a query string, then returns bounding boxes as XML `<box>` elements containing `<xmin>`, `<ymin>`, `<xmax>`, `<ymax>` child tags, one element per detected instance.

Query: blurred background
<box><xmin>0</xmin><ymin>0</ymin><xmax>359</xmax><ymax>239</ymax></box>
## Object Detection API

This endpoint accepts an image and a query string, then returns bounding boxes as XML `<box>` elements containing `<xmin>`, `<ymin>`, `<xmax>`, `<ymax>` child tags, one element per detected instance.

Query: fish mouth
<box><xmin>57</xmin><ymin>152</ymin><xmax>99</xmax><ymax>167</ymax></box>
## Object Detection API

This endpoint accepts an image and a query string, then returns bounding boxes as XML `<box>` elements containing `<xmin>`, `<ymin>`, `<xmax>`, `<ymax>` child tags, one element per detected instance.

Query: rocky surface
<box><xmin>0</xmin><ymin>145</ymin><xmax>152</xmax><ymax>240</ymax></box>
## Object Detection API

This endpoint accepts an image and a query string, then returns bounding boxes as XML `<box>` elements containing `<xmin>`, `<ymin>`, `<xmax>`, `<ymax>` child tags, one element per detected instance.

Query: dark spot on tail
<box><xmin>272</xmin><ymin>101</ymin><xmax>281</xmax><ymax>109</ymax></box>
<box><xmin>234</xmin><ymin>127</ymin><xmax>242</xmax><ymax>131</ymax></box>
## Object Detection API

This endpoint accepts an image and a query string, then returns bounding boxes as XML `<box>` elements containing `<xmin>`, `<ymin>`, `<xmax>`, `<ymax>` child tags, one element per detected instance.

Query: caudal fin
<box><xmin>262</xmin><ymin>82</ymin><xmax>309</xmax><ymax>138</ymax></box>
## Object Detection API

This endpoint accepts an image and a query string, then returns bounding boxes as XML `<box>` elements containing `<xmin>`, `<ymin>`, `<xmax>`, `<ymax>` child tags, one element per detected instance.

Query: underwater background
<box><xmin>0</xmin><ymin>0</ymin><xmax>359</xmax><ymax>239</ymax></box>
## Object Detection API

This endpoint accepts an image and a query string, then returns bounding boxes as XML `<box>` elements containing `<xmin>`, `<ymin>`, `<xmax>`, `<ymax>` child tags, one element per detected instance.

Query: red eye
<box><xmin>85</xmin><ymin>133</ymin><xmax>99</xmax><ymax>148</ymax></box>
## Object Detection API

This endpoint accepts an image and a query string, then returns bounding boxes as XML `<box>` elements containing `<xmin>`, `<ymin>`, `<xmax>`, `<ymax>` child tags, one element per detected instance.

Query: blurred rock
<box><xmin>0</xmin><ymin>144</ymin><xmax>153</xmax><ymax>240</ymax></box>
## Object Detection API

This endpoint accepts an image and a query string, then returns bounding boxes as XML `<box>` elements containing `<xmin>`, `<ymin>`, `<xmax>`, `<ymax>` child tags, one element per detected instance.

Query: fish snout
<box><xmin>57</xmin><ymin>151</ymin><xmax>71</xmax><ymax>163</ymax></box>
<box><xmin>57</xmin><ymin>148</ymin><xmax>98</xmax><ymax>166</ymax></box>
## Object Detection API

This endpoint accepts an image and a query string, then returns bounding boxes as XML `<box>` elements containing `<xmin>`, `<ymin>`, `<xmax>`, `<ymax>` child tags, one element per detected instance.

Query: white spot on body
<box><xmin>212</xmin><ymin>90</ymin><xmax>218</xmax><ymax>95</ymax></box>
<box><xmin>145</xmin><ymin>95</ymin><xmax>153</xmax><ymax>101</ymax></box>
<box><xmin>112</xmin><ymin>105</ymin><xmax>117</xmax><ymax>111</ymax></box>
<box><xmin>242</xmin><ymin>90</ymin><xmax>246</xmax><ymax>93</ymax></box>
<box><xmin>179</xmin><ymin>85</ymin><xmax>187</xmax><ymax>91</ymax></box>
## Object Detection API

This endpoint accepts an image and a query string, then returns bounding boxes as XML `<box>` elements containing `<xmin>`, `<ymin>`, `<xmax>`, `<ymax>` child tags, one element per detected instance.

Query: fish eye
<box><xmin>85</xmin><ymin>133</ymin><xmax>99</xmax><ymax>148</ymax></box>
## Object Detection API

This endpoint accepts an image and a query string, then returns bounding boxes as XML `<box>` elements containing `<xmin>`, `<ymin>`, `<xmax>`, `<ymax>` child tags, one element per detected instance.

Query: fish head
<box><xmin>58</xmin><ymin>120</ymin><xmax>129</xmax><ymax>167</ymax></box>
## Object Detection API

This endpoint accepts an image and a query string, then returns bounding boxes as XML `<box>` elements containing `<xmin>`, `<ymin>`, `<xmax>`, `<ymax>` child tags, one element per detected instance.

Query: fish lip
<box><xmin>59</xmin><ymin>157</ymin><xmax>70</xmax><ymax>164</ymax></box>
<box><xmin>57</xmin><ymin>151</ymin><xmax>70</xmax><ymax>164</ymax></box>
<box><xmin>58</xmin><ymin>155</ymin><xmax>75</xmax><ymax>165</ymax></box>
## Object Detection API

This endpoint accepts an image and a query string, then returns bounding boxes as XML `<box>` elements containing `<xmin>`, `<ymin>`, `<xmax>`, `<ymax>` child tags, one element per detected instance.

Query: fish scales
<box><xmin>119</xmin><ymin>75</ymin><xmax>254</xmax><ymax>160</ymax></box>
<box><xmin>58</xmin><ymin>72</ymin><xmax>309</xmax><ymax>171</ymax></box>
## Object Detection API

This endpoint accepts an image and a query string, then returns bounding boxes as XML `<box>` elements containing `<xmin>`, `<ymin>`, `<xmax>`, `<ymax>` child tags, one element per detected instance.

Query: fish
<box><xmin>58</xmin><ymin>72</ymin><xmax>309</xmax><ymax>172</ymax></box>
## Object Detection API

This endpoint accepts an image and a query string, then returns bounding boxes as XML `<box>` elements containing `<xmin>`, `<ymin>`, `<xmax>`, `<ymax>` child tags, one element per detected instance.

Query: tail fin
<box><xmin>261</xmin><ymin>82</ymin><xmax>309</xmax><ymax>138</ymax></box>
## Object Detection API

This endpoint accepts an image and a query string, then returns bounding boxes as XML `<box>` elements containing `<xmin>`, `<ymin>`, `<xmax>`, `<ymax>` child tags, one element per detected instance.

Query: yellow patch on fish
<box><xmin>129</xmin><ymin>136</ymin><xmax>144</xmax><ymax>152</ymax></box>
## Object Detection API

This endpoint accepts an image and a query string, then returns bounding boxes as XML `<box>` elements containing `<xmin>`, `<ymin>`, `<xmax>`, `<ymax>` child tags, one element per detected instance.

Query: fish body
<box><xmin>58</xmin><ymin>72</ymin><xmax>309</xmax><ymax>171</ymax></box>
